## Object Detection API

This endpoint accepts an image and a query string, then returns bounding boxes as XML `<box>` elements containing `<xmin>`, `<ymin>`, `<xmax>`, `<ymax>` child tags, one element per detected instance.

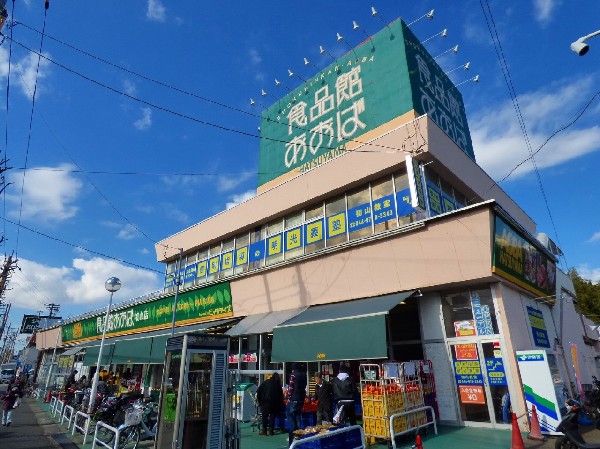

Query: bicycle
<box><xmin>117</xmin><ymin>399</ymin><xmax>158</xmax><ymax>449</ymax></box>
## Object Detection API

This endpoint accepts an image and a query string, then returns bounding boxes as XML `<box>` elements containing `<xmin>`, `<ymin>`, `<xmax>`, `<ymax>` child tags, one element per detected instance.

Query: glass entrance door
<box><xmin>450</xmin><ymin>340</ymin><xmax>510</xmax><ymax>427</ymax></box>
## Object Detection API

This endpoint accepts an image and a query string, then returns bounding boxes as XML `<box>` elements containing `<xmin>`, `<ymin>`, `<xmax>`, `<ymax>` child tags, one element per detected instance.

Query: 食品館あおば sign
<box><xmin>61</xmin><ymin>282</ymin><xmax>233</xmax><ymax>344</ymax></box>
<box><xmin>492</xmin><ymin>215</ymin><xmax>557</xmax><ymax>302</ymax></box>
<box><xmin>257</xmin><ymin>19</ymin><xmax>474</xmax><ymax>188</ymax></box>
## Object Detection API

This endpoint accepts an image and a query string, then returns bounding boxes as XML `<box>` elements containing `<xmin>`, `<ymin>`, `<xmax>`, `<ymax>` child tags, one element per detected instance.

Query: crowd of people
<box><xmin>255</xmin><ymin>363</ymin><xmax>359</xmax><ymax>437</ymax></box>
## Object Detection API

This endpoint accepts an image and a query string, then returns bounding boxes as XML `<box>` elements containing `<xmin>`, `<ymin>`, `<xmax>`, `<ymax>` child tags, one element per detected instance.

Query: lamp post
<box><xmin>571</xmin><ymin>29</ymin><xmax>600</xmax><ymax>55</ymax></box>
<box><xmin>87</xmin><ymin>277</ymin><xmax>121</xmax><ymax>413</ymax></box>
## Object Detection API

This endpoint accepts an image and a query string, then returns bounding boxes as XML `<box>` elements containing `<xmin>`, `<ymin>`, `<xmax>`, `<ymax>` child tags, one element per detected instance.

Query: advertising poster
<box><xmin>459</xmin><ymin>385</ymin><xmax>486</xmax><ymax>404</ymax></box>
<box><xmin>454</xmin><ymin>320</ymin><xmax>476</xmax><ymax>337</ymax></box>
<box><xmin>526</xmin><ymin>306</ymin><xmax>551</xmax><ymax>348</ymax></box>
<box><xmin>455</xmin><ymin>344</ymin><xmax>478</xmax><ymax>360</ymax></box>
<box><xmin>516</xmin><ymin>350</ymin><xmax>562</xmax><ymax>435</ymax></box>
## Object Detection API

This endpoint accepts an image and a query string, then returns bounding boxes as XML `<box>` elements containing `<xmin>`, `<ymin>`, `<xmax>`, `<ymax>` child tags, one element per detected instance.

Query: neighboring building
<box><xmin>32</xmin><ymin>18</ymin><xmax>598</xmax><ymax>431</ymax></box>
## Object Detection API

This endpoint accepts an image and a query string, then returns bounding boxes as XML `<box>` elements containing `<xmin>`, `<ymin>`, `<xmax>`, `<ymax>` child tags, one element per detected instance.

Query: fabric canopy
<box><xmin>111</xmin><ymin>338</ymin><xmax>153</xmax><ymax>364</ymax></box>
<box><xmin>82</xmin><ymin>344</ymin><xmax>114</xmax><ymax>366</ymax></box>
<box><xmin>271</xmin><ymin>291</ymin><xmax>416</xmax><ymax>362</ymax></box>
<box><xmin>60</xmin><ymin>347</ymin><xmax>83</xmax><ymax>357</ymax></box>
<box><xmin>225</xmin><ymin>308</ymin><xmax>307</xmax><ymax>336</ymax></box>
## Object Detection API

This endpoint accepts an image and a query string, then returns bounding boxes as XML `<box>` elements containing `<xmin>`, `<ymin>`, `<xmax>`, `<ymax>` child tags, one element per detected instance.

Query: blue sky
<box><xmin>1</xmin><ymin>0</ymin><xmax>599</xmax><ymax>345</ymax></box>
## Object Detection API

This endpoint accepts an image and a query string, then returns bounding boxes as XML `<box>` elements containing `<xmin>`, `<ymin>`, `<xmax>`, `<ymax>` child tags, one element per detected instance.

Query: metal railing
<box><xmin>289</xmin><ymin>425</ymin><xmax>366</xmax><ymax>449</ymax></box>
<box><xmin>54</xmin><ymin>399</ymin><xmax>64</xmax><ymax>418</ymax></box>
<box><xmin>388</xmin><ymin>405</ymin><xmax>437</xmax><ymax>449</ymax></box>
<box><xmin>72</xmin><ymin>410</ymin><xmax>92</xmax><ymax>446</ymax></box>
<box><xmin>92</xmin><ymin>421</ymin><xmax>120</xmax><ymax>449</ymax></box>
<box><xmin>49</xmin><ymin>395</ymin><xmax>57</xmax><ymax>413</ymax></box>
<box><xmin>61</xmin><ymin>404</ymin><xmax>76</xmax><ymax>427</ymax></box>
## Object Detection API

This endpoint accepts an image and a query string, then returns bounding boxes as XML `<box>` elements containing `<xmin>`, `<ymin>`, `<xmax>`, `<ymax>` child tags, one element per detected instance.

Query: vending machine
<box><xmin>154</xmin><ymin>333</ymin><xmax>239</xmax><ymax>449</ymax></box>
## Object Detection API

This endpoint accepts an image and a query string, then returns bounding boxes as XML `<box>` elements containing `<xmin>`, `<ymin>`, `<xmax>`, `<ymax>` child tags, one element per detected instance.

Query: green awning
<box><xmin>111</xmin><ymin>338</ymin><xmax>153</xmax><ymax>364</ymax></box>
<box><xmin>271</xmin><ymin>291</ymin><xmax>415</xmax><ymax>362</ymax></box>
<box><xmin>82</xmin><ymin>344</ymin><xmax>115</xmax><ymax>366</ymax></box>
<box><xmin>149</xmin><ymin>336</ymin><xmax>168</xmax><ymax>364</ymax></box>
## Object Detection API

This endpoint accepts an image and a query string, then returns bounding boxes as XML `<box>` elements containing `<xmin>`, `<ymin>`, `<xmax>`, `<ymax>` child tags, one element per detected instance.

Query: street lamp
<box><xmin>571</xmin><ymin>29</ymin><xmax>600</xmax><ymax>56</ymax></box>
<box><xmin>87</xmin><ymin>276</ymin><xmax>121</xmax><ymax>413</ymax></box>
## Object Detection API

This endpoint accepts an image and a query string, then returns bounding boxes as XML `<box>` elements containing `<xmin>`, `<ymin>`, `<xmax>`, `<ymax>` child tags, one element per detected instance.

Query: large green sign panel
<box><xmin>258</xmin><ymin>19</ymin><xmax>474</xmax><ymax>187</ymax></box>
<box><xmin>62</xmin><ymin>282</ymin><xmax>233</xmax><ymax>344</ymax></box>
<box><xmin>492</xmin><ymin>216</ymin><xmax>556</xmax><ymax>301</ymax></box>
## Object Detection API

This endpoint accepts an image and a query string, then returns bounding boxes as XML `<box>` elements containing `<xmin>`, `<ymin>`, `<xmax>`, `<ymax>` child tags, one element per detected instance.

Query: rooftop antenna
<box><xmin>434</xmin><ymin>44</ymin><xmax>459</xmax><ymax>59</ymax></box>
<box><xmin>407</xmin><ymin>9</ymin><xmax>434</xmax><ymax>27</ymax></box>
<box><xmin>422</xmin><ymin>28</ymin><xmax>447</xmax><ymax>44</ymax></box>
<box><xmin>336</xmin><ymin>32</ymin><xmax>359</xmax><ymax>59</ymax></box>
<box><xmin>371</xmin><ymin>6</ymin><xmax>394</xmax><ymax>36</ymax></box>
<box><xmin>445</xmin><ymin>61</ymin><xmax>470</xmax><ymax>75</ymax></box>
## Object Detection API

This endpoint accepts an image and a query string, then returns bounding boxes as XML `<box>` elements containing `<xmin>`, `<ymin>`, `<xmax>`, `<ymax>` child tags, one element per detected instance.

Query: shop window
<box><xmin>371</xmin><ymin>177</ymin><xmax>397</xmax><ymax>234</ymax></box>
<box><xmin>206</xmin><ymin>243</ymin><xmax>222</xmax><ymax>283</ymax></box>
<box><xmin>234</xmin><ymin>233</ymin><xmax>250</xmax><ymax>275</ymax></box>
<box><xmin>454</xmin><ymin>190</ymin><xmax>467</xmax><ymax>208</ymax></box>
<box><xmin>183</xmin><ymin>253</ymin><xmax>197</xmax><ymax>289</ymax></box>
<box><xmin>325</xmin><ymin>196</ymin><xmax>347</xmax><ymax>247</ymax></box>
<box><xmin>219</xmin><ymin>238</ymin><xmax>235</xmax><ymax>278</ymax></box>
<box><xmin>347</xmin><ymin>186</ymin><xmax>372</xmax><ymax>241</ymax></box>
<box><xmin>394</xmin><ymin>169</ymin><xmax>416</xmax><ymax>226</ymax></box>
<box><xmin>305</xmin><ymin>204</ymin><xmax>325</xmax><ymax>255</ymax></box>
<box><xmin>266</xmin><ymin>219</ymin><xmax>284</xmax><ymax>266</ymax></box>
<box><xmin>249</xmin><ymin>227</ymin><xmax>266</xmax><ymax>271</ymax></box>
<box><xmin>442</xmin><ymin>288</ymin><xmax>498</xmax><ymax>338</ymax></box>
<box><xmin>284</xmin><ymin>211</ymin><xmax>304</xmax><ymax>260</ymax></box>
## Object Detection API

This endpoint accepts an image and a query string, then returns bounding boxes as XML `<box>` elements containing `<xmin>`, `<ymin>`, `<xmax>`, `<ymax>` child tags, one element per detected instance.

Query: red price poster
<box><xmin>455</xmin><ymin>344</ymin><xmax>478</xmax><ymax>360</ymax></box>
<box><xmin>459</xmin><ymin>385</ymin><xmax>486</xmax><ymax>404</ymax></box>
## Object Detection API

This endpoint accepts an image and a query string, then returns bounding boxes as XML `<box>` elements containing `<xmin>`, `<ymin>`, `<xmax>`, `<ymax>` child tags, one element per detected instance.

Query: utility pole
<box><xmin>45</xmin><ymin>303</ymin><xmax>61</xmax><ymax>318</ymax></box>
<box><xmin>0</xmin><ymin>255</ymin><xmax>17</xmax><ymax>344</ymax></box>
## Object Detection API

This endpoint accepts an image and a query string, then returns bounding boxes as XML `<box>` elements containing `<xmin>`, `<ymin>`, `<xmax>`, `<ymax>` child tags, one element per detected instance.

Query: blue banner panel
<box><xmin>373</xmin><ymin>194</ymin><xmax>396</xmax><ymax>224</ymax></box>
<box><xmin>395</xmin><ymin>189</ymin><xmax>415</xmax><ymax>218</ymax></box>
<box><xmin>285</xmin><ymin>227</ymin><xmax>303</xmax><ymax>251</ymax></box>
<box><xmin>527</xmin><ymin>306</ymin><xmax>551</xmax><ymax>348</ymax></box>
<box><xmin>485</xmin><ymin>358</ymin><xmax>508</xmax><ymax>386</ymax></box>
<box><xmin>249</xmin><ymin>240</ymin><xmax>265</xmax><ymax>262</ymax></box>
<box><xmin>347</xmin><ymin>203</ymin><xmax>372</xmax><ymax>232</ymax></box>
<box><xmin>454</xmin><ymin>360</ymin><xmax>484</xmax><ymax>385</ymax></box>
<box><xmin>184</xmin><ymin>263</ymin><xmax>197</xmax><ymax>283</ymax></box>
<box><xmin>304</xmin><ymin>219</ymin><xmax>324</xmax><ymax>244</ymax></box>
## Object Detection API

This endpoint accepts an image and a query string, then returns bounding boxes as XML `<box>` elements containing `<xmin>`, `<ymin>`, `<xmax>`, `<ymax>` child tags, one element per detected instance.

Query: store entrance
<box><xmin>449</xmin><ymin>340</ymin><xmax>510</xmax><ymax>428</ymax></box>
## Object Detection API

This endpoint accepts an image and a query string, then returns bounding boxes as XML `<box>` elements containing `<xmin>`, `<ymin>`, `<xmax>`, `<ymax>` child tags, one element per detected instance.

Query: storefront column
<box><xmin>259</xmin><ymin>334</ymin><xmax>263</xmax><ymax>383</ymax></box>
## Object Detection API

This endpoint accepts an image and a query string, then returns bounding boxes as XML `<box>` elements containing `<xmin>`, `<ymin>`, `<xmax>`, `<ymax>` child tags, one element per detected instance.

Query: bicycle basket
<box><xmin>124</xmin><ymin>408</ymin><xmax>143</xmax><ymax>426</ymax></box>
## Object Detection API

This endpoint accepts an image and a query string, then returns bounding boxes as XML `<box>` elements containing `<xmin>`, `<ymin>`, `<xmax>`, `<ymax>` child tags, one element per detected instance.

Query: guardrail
<box><xmin>72</xmin><ymin>410</ymin><xmax>92</xmax><ymax>445</ymax></box>
<box><xmin>92</xmin><ymin>421</ymin><xmax>120</xmax><ymax>449</ymax></box>
<box><xmin>388</xmin><ymin>405</ymin><xmax>437</xmax><ymax>449</ymax></box>
<box><xmin>49</xmin><ymin>395</ymin><xmax>57</xmax><ymax>413</ymax></box>
<box><xmin>54</xmin><ymin>399</ymin><xmax>65</xmax><ymax>418</ymax></box>
<box><xmin>61</xmin><ymin>404</ymin><xmax>76</xmax><ymax>427</ymax></box>
<box><xmin>289</xmin><ymin>425</ymin><xmax>366</xmax><ymax>449</ymax></box>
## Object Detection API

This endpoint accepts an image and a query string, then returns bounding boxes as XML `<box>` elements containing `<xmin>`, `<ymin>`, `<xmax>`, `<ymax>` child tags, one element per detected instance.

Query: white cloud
<box><xmin>5</xmin><ymin>257</ymin><xmax>161</xmax><ymax>309</ymax></box>
<box><xmin>133</xmin><ymin>107</ymin><xmax>152</xmax><ymax>130</ymax></box>
<box><xmin>533</xmin><ymin>0</ymin><xmax>560</xmax><ymax>25</ymax></box>
<box><xmin>117</xmin><ymin>223</ymin><xmax>140</xmax><ymax>240</ymax></box>
<box><xmin>472</xmin><ymin>77</ymin><xmax>600</xmax><ymax>180</ymax></box>
<box><xmin>576</xmin><ymin>264</ymin><xmax>600</xmax><ymax>283</ymax></box>
<box><xmin>146</xmin><ymin>0</ymin><xmax>166</xmax><ymax>22</ymax></box>
<box><xmin>226</xmin><ymin>189</ymin><xmax>256</xmax><ymax>209</ymax></box>
<box><xmin>6</xmin><ymin>164</ymin><xmax>83</xmax><ymax>223</ymax></box>
<box><xmin>248</xmin><ymin>48</ymin><xmax>265</xmax><ymax>82</ymax></box>
<box><xmin>588</xmin><ymin>232</ymin><xmax>600</xmax><ymax>243</ymax></box>
<box><xmin>217</xmin><ymin>172</ymin><xmax>254</xmax><ymax>193</ymax></box>
<box><xmin>0</xmin><ymin>48</ymin><xmax>51</xmax><ymax>99</ymax></box>
<box><xmin>122</xmin><ymin>79</ymin><xmax>137</xmax><ymax>96</ymax></box>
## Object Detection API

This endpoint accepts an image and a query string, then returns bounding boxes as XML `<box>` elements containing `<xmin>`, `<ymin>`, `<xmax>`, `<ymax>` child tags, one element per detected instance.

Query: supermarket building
<box><xmin>37</xmin><ymin>19</ymin><xmax>599</xmax><ymax>431</ymax></box>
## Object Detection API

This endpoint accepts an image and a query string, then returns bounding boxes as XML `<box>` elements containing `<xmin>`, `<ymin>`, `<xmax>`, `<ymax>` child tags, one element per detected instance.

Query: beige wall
<box><xmin>156</xmin><ymin>115</ymin><xmax>535</xmax><ymax>264</ymax></box>
<box><xmin>35</xmin><ymin>327</ymin><xmax>62</xmax><ymax>350</ymax></box>
<box><xmin>229</xmin><ymin>205</ymin><xmax>496</xmax><ymax>316</ymax></box>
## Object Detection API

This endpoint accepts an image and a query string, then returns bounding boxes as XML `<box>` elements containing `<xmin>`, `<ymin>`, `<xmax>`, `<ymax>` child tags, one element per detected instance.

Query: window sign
<box><xmin>442</xmin><ymin>194</ymin><xmax>456</xmax><ymax>213</ymax></box>
<box><xmin>453</xmin><ymin>360</ymin><xmax>483</xmax><ymax>385</ymax></box>
<box><xmin>221</xmin><ymin>251</ymin><xmax>234</xmax><ymax>270</ymax></box>
<box><xmin>183</xmin><ymin>264</ymin><xmax>197</xmax><ymax>283</ymax></box>
<box><xmin>235</xmin><ymin>247</ymin><xmax>248</xmax><ymax>266</ymax></box>
<box><xmin>471</xmin><ymin>293</ymin><xmax>494</xmax><ymax>336</ymax></box>
<box><xmin>454</xmin><ymin>320</ymin><xmax>476</xmax><ymax>337</ymax></box>
<box><xmin>249</xmin><ymin>240</ymin><xmax>265</xmax><ymax>262</ymax></box>
<box><xmin>485</xmin><ymin>358</ymin><xmax>507</xmax><ymax>386</ymax></box>
<box><xmin>455</xmin><ymin>344</ymin><xmax>478</xmax><ymax>360</ymax></box>
<box><xmin>347</xmin><ymin>203</ymin><xmax>372</xmax><ymax>232</ymax></box>
<box><xmin>372</xmin><ymin>194</ymin><xmax>396</xmax><ymax>224</ymax></box>
<box><xmin>327</xmin><ymin>212</ymin><xmax>347</xmax><ymax>238</ymax></box>
<box><xmin>427</xmin><ymin>184</ymin><xmax>443</xmax><ymax>216</ymax></box>
<box><xmin>165</xmin><ymin>272</ymin><xmax>176</xmax><ymax>288</ymax></box>
<box><xmin>305</xmin><ymin>219</ymin><xmax>324</xmax><ymax>244</ymax></box>
<box><xmin>459</xmin><ymin>385</ymin><xmax>486</xmax><ymax>404</ymax></box>
<box><xmin>285</xmin><ymin>227</ymin><xmax>303</xmax><ymax>251</ymax></box>
<box><xmin>208</xmin><ymin>256</ymin><xmax>220</xmax><ymax>275</ymax></box>
<box><xmin>197</xmin><ymin>260</ymin><xmax>208</xmax><ymax>278</ymax></box>
<box><xmin>527</xmin><ymin>306</ymin><xmax>551</xmax><ymax>348</ymax></box>
<box><xmin>395</xmin><ymin>188</ymin><xmax>415</xmax><ymax>218</ymax></box>
<box><xmin>267</xmin><ymin>234</ymin><xmax>283</xmax><ymax>257</ymax></box>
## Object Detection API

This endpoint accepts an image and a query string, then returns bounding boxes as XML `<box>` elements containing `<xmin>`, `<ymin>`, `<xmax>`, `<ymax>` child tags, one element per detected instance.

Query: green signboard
<box><xmin>62</xmin><ymin>282</ymin><xmax>233</xmax><ymax>344</ymax></box>
<box><xmin>257</xmin><ymin>19</ymin><xmax>474</xmax><ymax>187</ymax></box>
<box><xmin>492</xmin><ymin>216</ymin><xmax>556</xmax><ymax>301</ymax></box>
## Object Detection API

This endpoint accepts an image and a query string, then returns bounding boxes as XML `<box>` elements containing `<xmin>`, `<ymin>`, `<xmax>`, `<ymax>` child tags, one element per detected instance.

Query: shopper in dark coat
<box><xmin>331</xmin><ymin>364</ymin><xmax>358</xmax><ymax>425</ymax></box>
<box><xmin>1</xmin><ymin>387</ymin><xmax>20</xmax><ymax>426</ymax></box>
<box><xmin>256</xmin><ymin>372</ymin><xmax>284</xmax><ymax>435</ymax></box>
<box><xmin>313</xmin><ymin>373</ymin><xmax>333</xmax><ymax>424</ymax></box>
<box><xmin>286</xmin><ymin>363</ymin><xmax>307</xmax><ymax>432</ymax></box>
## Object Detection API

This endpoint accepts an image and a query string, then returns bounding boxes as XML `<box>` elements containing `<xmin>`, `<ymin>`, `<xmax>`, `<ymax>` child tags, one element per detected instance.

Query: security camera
<box><xmin>571</xmin><ymin>40</ymin><xmax>590</xmax><ymax>56</ymax></box>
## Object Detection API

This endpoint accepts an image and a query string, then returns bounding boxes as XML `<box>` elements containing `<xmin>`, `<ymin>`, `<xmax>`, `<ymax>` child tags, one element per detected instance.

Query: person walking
<box><xmin>313</xmin><ymin>373</ymin><xmax>333</xmax><ymax>425</ymax></box>
<box><xmin>286</xmin><ymin>363</ymin><xmax>307</xmax><ymax>432</ymax></box>
<box><xmin>256</xmin><ymin>372</ymin><xmax>284</xmax><ymax>436</ymax></box>
<box><xmin>1</xmin><ymin>386</ymin><xmax>20</xmax><ymax>426</ymax></box>
<box><xmin>331</xmin><ymin>365</ymin><xmax>357</xmax><ymax>425</ymax></box>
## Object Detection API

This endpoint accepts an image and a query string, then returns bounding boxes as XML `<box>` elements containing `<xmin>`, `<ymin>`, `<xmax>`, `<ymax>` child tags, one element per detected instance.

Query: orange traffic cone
<box><xmin>527</xmin><ymin>404</ymin><xmax>546</xmax><ymax>441</ymax></box>
<box><xmin>45</xmin><ymin>390</ymin><xmax>52</xmax><ymax>403</ymax></box>
<box><xmin>509</xmin><ymin>413</ymin><xmax>525</xmax><ymax>449</ymax></box>
<box><xmin>415</xmin><ymin>434</ymin><xmax>424</xmax><ymax>449</ymax></box>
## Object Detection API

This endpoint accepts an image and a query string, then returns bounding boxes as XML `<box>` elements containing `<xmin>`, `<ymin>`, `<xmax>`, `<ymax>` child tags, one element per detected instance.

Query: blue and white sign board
<box><xmin>516</xmin><ymin>350</ymin><xmax>562</xmax><ymax>435</ymax></box>
<box><xmin>471</xmin><ymin>293</ymin><xmax>493</xmax><ymax>335</ymax></box>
